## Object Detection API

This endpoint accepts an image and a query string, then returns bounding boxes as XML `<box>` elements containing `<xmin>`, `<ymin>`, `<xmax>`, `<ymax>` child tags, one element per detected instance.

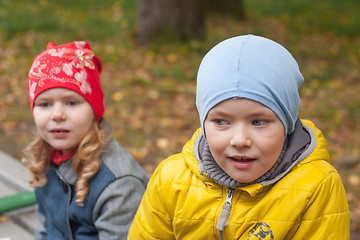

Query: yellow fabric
<box><xmin>128</xmin><ymin>120</ymin><xmax>350</xmax><ymax>239</ymax></box>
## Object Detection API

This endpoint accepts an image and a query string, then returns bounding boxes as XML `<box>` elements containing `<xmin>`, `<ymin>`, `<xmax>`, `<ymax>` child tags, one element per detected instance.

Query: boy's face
<box><xmin>32</xmin><ymin>88</ymin><xmax>95</xmax><ymax>155</ymax></box>
<box><xmin>204</xmin><ymin>98</ymin><xmax>285</xmax><ymax>183</ymax></box>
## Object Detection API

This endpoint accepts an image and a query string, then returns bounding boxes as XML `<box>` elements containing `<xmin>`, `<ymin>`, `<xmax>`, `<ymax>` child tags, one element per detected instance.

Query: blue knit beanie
<box><xmin>196</xmin><ymin>35</ymin><xmax>304</xmax><ymax>136</ymax></box>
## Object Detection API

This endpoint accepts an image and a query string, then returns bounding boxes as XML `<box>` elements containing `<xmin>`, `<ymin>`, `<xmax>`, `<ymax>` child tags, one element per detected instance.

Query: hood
<box><xmin>196</xmin><ymin>35</ymin><xmax>304</xmax><ymax>136</ymax></box>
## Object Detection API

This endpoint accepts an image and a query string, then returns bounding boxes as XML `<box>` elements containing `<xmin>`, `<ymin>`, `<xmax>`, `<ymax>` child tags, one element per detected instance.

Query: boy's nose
<box><xmin>51</xmin><ymin>104</ymin><xmax>66</xmax><ymax>121</ymax></box>
<box><xmin>230</xmin><ymin>125</ymin><xmax>251</xmax><ymax>148</ymax></box>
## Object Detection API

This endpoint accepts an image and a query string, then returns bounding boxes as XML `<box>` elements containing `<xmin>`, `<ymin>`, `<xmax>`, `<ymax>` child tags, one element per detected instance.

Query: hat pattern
<box><xmin>27</xmin><ymin>41</ymin><xmax>104</xmax><ymax>122</ymax></box>
<box><xmin>28</xmin><ymin>41</ymin><xmax>95</xmax><ymax>100</ymax></box>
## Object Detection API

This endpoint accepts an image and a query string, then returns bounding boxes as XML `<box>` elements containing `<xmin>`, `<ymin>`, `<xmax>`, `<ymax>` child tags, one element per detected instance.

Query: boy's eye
<box><xmin>215</xmin><ymin>119</ymin><xmax>228</xmax><ymax>126</ymax></box>
<box><xmin>253</xmin><ymin>120</ymin><xmax>267</xmax><ymax>126</ymax></box>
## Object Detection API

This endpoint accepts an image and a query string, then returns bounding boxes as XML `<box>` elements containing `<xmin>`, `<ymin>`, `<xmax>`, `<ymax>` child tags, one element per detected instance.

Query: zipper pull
<box><xmin>216</xmin><ymin>188</ymin><xmax>234</xmax><ymax>231</ymax></box>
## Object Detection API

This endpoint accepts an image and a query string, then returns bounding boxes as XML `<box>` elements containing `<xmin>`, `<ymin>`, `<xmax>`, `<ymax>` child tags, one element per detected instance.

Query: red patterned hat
<box><xmin>27</xmin><ymin>41</ymin><xmax>104</xmax><ymax>121</ymax></box>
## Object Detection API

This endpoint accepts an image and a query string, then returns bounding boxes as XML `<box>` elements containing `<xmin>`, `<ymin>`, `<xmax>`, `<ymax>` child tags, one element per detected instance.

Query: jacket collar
<box><xmin>54</xmin><ymin>159</ymin><xmax>77</xmax><ymax>185</ymax></box>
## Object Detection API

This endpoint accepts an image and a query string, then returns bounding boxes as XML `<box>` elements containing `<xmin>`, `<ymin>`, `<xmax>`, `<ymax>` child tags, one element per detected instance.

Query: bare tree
<box><xmin>137</xmin><ymin>0</ymin><xmax>245</xmax><ymax>45</ymax></box>
<box><xmin>137</xmin><ymin>0</ymin><xmax>204</xmax><ymax>45</ymax></box>
<box><xmin>206</xmin><ymin>0</ymin><xmax>246</xmax><ymax>20</ymax></box>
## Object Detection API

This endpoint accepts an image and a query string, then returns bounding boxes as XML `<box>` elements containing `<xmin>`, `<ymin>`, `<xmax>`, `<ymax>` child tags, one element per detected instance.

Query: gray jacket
<box><xmin>34</xmin><ymin>137</ymin><xmax>149</xmax><ymax>240</ymax></box>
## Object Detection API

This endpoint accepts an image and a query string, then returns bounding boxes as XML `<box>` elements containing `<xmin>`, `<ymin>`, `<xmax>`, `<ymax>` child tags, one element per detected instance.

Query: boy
<box><xmin>128</xmin><ymin>35</ymin><xmax>350</xmax><ymax>239</ymax></box>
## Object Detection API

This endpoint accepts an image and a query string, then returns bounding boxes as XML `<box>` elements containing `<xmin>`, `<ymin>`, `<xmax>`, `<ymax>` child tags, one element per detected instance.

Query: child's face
<box><xmin>204</xmin><ymin>98</ymin><xmax>285</xmax><ymax>183</ymax></box>
<box><xmin>32</xmin><ymin>88</ymin><xmax>95</xmax><ymax>155</ymax></box>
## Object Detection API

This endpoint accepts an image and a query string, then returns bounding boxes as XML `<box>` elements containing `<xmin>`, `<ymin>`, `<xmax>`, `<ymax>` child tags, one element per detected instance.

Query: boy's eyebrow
<box><xmin>208</xmin><ymin>108</ymin><xmax>276</xmax><ymax>118</ymax></box>
<box><xmin>207</xmin><ymin>109</ymin><xmax>232</xmax><ymax>117</ymax></box>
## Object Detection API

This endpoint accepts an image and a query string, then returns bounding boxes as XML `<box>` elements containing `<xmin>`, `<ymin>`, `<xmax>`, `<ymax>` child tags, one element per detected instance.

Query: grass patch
<box><xmin>0</xmin><ymin>3</ymin><xmax>360</xmax><ymax>232</ymax></box>
<box><xmin>245</xmin><ymin>0</ymin><xmax>360</xmax><ymax>36</ymax></box>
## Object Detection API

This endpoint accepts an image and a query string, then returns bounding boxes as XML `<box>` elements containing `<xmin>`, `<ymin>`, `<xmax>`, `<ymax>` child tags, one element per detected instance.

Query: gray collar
<box><xmin>55</xmin><ymin>159</ymin><xmax>77</xmax><ymax>185</ymax></box>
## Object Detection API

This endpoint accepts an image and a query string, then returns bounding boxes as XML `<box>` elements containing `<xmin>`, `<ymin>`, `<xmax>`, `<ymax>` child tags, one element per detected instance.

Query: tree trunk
<box><xmin>137</xmin><ymin>0</ymin><xmax>204</xmax><ymax>45</ymax></box>
<box><xmin>136</xmin><ymin>0</ymin><xmax>246</xmax><ymax>45</ymax></box>
<box><xmin>206</xmin><ymin>0</ymin><xmax>246</xmax><ymax>20</ymax></box>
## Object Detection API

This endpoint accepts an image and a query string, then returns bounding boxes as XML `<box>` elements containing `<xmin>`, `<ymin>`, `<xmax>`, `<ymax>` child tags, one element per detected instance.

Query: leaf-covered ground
<box><xmin>0</xmin><ymin>0</ymin><xmax>359</xmax><ymax>237</ymax></box>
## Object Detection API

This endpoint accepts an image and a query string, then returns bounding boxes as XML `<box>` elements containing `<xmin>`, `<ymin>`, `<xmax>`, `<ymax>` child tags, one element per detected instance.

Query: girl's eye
<box><xmin>38</xmin><ymin>102</ymin><xmax>51</xmax><ymax>108</ymax></box>
<box><xmin>253</xmin><ymin>120</ymin><xmax>267</xmax><ymax>126</ymax></box>
<box><xmin>66</xmin><ymin>100</ymin><xmax>78</xmax><ymax>106</ymax></box>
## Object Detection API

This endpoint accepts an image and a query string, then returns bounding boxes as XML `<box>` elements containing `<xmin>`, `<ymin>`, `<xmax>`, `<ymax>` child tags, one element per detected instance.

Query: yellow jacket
<box><xmin>129</xmin><ymin>120</ymin><xmax>350</xmax><ymax>239</ymax></box>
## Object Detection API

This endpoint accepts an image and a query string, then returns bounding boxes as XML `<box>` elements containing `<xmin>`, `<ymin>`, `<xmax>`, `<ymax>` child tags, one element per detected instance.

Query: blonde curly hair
<box><xmin>23</xmin><ymin>120</ymin><xmax>110</xmax><ymax>206</ymax></box>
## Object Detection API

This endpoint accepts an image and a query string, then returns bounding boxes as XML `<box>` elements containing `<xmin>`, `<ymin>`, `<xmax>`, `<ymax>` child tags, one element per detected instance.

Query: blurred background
<box><xmin>0</xmin><ymin>0</ymin><xmax>359</xmax><ymax>237</ymax></box>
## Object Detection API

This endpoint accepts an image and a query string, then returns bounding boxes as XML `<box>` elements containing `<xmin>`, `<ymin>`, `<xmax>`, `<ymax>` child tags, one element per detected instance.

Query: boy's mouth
<box><xmin>230</xmin><ymin>156</ymin><xmax>256</xmax><ymax>162</ymax></box>
<box><xmin>229</xmin><ymin>155</ymin><xmax>256</xmax><ymax>169</ymax></box>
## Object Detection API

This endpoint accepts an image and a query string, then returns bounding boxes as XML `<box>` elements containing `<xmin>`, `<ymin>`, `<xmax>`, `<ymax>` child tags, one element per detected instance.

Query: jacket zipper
<box><xmin>58</xmin><ymin>172</ymin><xmax>74</xmax><ymax>240</ymax></box>
<box><xmin>216</xmin><ymin>187</ymin><xmax>234</xmax><ymax>239</ymax></box>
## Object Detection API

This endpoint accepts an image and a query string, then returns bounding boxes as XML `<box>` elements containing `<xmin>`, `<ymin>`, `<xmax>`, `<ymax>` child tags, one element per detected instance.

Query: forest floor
<box><xmin>0</xmin><ymin>0</ymin><xmax>359</xmax><ymax>237</ymax></box>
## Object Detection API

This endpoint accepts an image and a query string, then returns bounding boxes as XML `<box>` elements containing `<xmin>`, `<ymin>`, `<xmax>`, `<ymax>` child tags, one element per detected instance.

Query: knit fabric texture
<box><xmin>27</xmin><ymin>41</ymin><xmax>104</xmax><ymax>121</ymax></box>
<box><xmin>201</xmin><ymin>138</ymin><xmax>287</xmax><ymax>188</ymax></box>
<box><xmin>196</xmin><ymin>35</ymin><xmax>304</xmax><ymax>135</ymax></box>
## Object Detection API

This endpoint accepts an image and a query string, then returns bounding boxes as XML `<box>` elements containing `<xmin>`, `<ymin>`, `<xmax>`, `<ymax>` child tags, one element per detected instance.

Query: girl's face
<box><xmin>33</xmin><ymin>88</ymin><xmax>95</xmax><ymax>155</ymax></box>
<box><xmin>204</xmin><ymin>98</ymin><xmax>285</xmax><ymax>183</ymax></box>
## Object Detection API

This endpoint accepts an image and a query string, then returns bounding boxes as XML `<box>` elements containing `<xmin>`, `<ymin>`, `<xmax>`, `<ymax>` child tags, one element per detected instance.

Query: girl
<box><xmin>24</xmin><ymin>41</ymin><xmax>148</xmax><ymax>239</ymax></box>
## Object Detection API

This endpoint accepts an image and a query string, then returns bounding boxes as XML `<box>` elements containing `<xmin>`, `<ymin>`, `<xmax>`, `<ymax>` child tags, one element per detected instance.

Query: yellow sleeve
<box><xmin>128</xmin><ymin>162</ymin><xmax>175</xmax><ymax>240</ymax></box>
<box><xmin>291</xmin><ymin>166</ymin><xmax>350</xmax><ymax>240</ymax></box>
